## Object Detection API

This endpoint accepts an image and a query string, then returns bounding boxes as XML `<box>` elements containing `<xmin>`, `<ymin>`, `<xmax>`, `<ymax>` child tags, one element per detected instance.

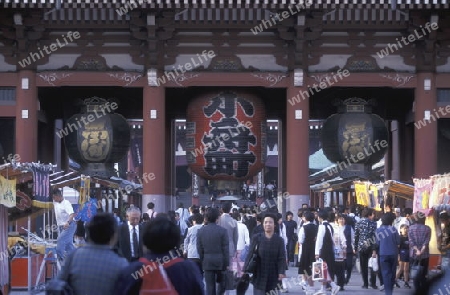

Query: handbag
<box><xmin>244</xmin><ymin>236</ymin><xmax>261</xmax><ymax>274</ymax></box>
<box><xmin>236</xmin><ymin>273</ymin><xmax>250</xmax><ymax>295</ymax></box>
<box><xmin>355</xmin><ymin>255</ymin><xmax>361</xmax><ymax>274</ymax></box>
<box><xmin>45</xmin><ymin>250</ymin><xmax>77</xmax><ymax>295</ymax></box>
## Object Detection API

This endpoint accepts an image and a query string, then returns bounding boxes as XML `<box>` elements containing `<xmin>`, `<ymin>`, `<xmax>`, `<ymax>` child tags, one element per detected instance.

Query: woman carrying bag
<box><xmin>244</xmin><ymin>212</ymin><xmax>287</xmax><ymax>295</ymax></box>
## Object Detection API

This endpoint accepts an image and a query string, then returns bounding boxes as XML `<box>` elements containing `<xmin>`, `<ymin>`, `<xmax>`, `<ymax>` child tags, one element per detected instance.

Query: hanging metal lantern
<box><xmin>64</xmin><ymin>97</ymin><xmax>130</xmax><ymax>178</ymax></box>
<box><xmin>321</xmin><ymin>97</ymin><xmax>389</xmax><ymax>179</ymax></box>
<box><xmin>186</xmin><ymin>90</ymin><xmax>267</xmax><ymax>181</ymax></box>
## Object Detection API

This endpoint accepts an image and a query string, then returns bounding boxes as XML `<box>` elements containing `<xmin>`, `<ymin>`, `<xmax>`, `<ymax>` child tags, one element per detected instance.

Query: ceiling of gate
<box><xmin>0</xmin><ymin>0</ymin><xmax>448</xmax><ymax>9</ymax></box>
<box><xmin>0</xmin><ymin>5</ymin><xmax>449</xmax><ymax>73</ymax></box>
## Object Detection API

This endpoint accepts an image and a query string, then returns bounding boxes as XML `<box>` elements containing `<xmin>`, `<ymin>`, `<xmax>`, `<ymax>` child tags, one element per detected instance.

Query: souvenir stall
<box><xmin>413</xmin><ymin>173</ymin><xmax>450</xmax><ymax>271</ymax></box>
<box><xmin>1</xmin><ymin>162</ymin><xmax>54</xmax><ymax>294</ymax></box>
<box><xmin>353</xmin><ymin>180</ymin><xmax>413</xmax><ymax>214</ymax></box>
<box><xmin>353</xmin><ymin>180</ymin><xmax>384</xmax><ymax>212</ymax></box>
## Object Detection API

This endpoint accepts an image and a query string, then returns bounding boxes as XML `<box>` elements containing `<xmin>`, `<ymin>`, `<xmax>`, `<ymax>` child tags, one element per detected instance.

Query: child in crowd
<box><xmin>368</xmin><ymin>252</ymin><xmax>379</xmax><ymax>289</ymax></box>
<box><xmin>395</xmin><ymin>224</ymin><xmax>411</xmax><ymax>288</ymax></box>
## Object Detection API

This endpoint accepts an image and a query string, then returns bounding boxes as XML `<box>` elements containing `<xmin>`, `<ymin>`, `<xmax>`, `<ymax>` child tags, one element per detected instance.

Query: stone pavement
<box><xmin>222</xmin><ymin>265</ymin><xmax>416</xmax><ymax>295</ymax></box>
<box><xmin>10</xmin><ymin>264</ymin><xmax>417</xmax><ymax>295</ymax></box>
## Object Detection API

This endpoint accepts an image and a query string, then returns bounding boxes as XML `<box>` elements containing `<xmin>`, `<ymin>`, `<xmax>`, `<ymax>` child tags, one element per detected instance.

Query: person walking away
<box><xmin>244</xmin><ymin>213</ymin><xmax>286</xmax><ymax>295</ymax></box>
<box><xmin>284</xmin><ymin>211</ymin><xmax>298</xmax><ymax>267</ymax></box>
<box><xmin>395</xmin><ymin>224</ymin><xmax>411</xmax><ymax>288</ymax></box>
<box><xmin>176</xmin><ymin>202</ymin><xmax>190</xmax><ymax>238</ymax></box>
<box><xmin>376</xmin><ymin>213</ymin><xmax>400</xmax><ymax>295</ymax></box>
<box><xmin>409</xmin><ymin>211</ymin><xmax>431</xmax><ymax>291</ymax></box>
<box><xmin>145</xmin><ymin>202</ymin><xmax>157</xmax><ymax>219</ymax></box>
<box><xmin>197</xmin><ymin>207</ymin><xmax>229</xmax><ymax>295</ymax></box>
<box><xmin>342</xmin><ymin>215</ymin><xmax>354</xmax><ymax>285</ymax></box>
<box><xmin>115</xmin><ymin>214</ymin><xmax>204</xmax><ymax>295</ymax></box>
<box><xmin>232</xmin><ymin>212</ymin><xmax>249</xmax><ymax>278</ymax></box>
<box><xmin>315</xmin><ymin>210</ymin><xmax>340</xmax><ymax>295</ymax></box>
<box><xmin>354</xmin><ymin>208</ymin><xmax>377</xmax><ymax>289</ymax></box>
<box><xmin>297</xmin><ymin>211</ymin><xmax>318</xmax><ymax>292</ymax></box>
<box><xmin>184</xmin><ymin>213</ymin><xmax>206</xmax><ymax>275</ymax></box>
<box><xmin>218</xmin><ymin>202</ymin><xmax>239</xmax><ymax>269</ymax></box>
<box><xmin>52</xmin><ymin>188</ymin><xmax>77</xmax><ymax>263</ymax></box>
<box><xmin>59</xmin><ymin>213</ymin><xmax>128</xmax><ymax>295</ymax></box>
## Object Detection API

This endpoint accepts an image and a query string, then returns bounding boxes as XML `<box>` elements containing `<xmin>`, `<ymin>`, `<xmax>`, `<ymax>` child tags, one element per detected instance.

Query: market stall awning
<box><xmin>383</xmin><ymin>180</ymin><xmax>414</xmax><ymax>200</ymax></box>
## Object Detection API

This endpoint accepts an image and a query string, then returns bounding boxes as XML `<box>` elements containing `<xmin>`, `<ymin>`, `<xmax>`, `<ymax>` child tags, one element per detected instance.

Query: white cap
<box><xmin>394</xmin><ymin>208</ymin><xmax>401</xmax><ymax>213</ymax></box>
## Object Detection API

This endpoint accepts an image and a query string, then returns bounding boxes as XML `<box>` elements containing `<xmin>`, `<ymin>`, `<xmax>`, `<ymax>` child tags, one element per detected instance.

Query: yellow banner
<box><xmin>368</xmin><ymin>185</ymin><xmax>379</xmax><ymax>210</ymax></box>
<box><xmin>355</xmin><ymin>182</ymin><xmax>369</xmax><ymax>207</ymax></box>
<box><xmin>0</xmin><ymin>175</ymin><xmax>16</xmax><ymax>208</ymax></box>
<box><xmin>79</xmin><ymin>175</ymin><xmax>91</xmax><ymax>206</ymax></box>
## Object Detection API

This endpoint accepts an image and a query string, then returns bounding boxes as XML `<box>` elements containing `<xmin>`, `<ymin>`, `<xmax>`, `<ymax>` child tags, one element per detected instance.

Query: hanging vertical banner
<box><xmin>79</xmin><ymin>175</ymin><xmax>91</xmax><ymax>207</ymax></box>
<box><xmin>369</xmin><ymin>184</ymin><xmax>381</xmax><ymax>210</ymax></box>
<box><xmin>0</xmin><ymin>175</ymin><xmax>16</xmax><ymax>208</ymax></box>
<box><xmin>430</xmin><ymin>174</ymin><xmax>450</xmax><ymax>207</ymax></box>
<box><xmin>31</xmin><ymin>164</ymin><xmax>52</xmax><ymax>208</ymax></box>
<box><xmin>354</xmin><ymin>182</ymin><xmax>369</xmax><ymax>207</ymax></box>
<box><xmin>130</xmin><ymin>135</ymin><xmax>143</xmax><ymax>167</ymax></box>
<box><xmin>413</xmin><ymin>178</ymin><xmax>433</xmax><ymax>216</ymax></box>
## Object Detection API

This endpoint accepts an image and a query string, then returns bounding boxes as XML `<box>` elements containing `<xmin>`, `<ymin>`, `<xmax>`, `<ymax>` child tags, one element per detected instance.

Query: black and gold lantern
<box><xmin>186</xmin><ymin>90</ymin><xmax>266</xmax><ymax>185</ymax></box>
<box><xmin>321</xmin><ymin>97</ymin><xmax>389</xmax><ymax>179</ymax></box>
<box><xmin>64</xmin><ymin>97</ymin><xmax>130</xmax><ymax>178</ymax></box>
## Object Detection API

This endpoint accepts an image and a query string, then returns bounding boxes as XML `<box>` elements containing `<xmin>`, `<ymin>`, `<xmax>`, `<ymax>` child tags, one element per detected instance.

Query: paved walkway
<box><xmin>10</xmin><ymin>264</ymin><xmax>416</xmax><ymax>295</ymax></box>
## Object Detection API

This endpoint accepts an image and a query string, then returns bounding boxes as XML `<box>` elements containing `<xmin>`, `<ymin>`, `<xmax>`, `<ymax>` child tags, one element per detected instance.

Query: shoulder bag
<box><xmin>244</xmin><ymin>235</ymin><xmax>261</xmax><ymax>274</ymax></box>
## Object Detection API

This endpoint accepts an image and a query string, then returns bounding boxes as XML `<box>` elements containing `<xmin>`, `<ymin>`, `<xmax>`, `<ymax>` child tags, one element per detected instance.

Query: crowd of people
<box><xmin>50</xmin><ymin>186</ymin><xmax>450</xmax><ymax>295</ymax></box>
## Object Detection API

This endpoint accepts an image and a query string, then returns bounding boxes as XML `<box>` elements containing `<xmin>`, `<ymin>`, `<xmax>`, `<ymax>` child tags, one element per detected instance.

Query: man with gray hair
<box><xmin>116</xmin><ymin>206</ymin><xmax>144</xmax><ymax>261</ymax></box>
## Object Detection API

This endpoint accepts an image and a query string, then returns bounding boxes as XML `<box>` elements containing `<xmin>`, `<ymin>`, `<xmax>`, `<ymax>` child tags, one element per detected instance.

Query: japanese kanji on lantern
<box><xmin>64</xmin><ymin>97</ymin><xmax>130</xmax><ymax>178</ymax></box>
<box><xmin>321</xmin><ymin>97</ymin><xmax>389</xmax><ymax>179</ymax></box>
<box><xmin>186</xmin><ymin>90</ymin><xmax>267</xmax><ymax>181</ymax></box>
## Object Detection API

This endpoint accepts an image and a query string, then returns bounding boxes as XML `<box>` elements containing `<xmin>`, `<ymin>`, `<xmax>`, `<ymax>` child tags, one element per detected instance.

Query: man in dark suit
<box><xmin>197</xmin><ymin>207</ymin><xmax>229</xmax><ymax>295</ymax></box>
<box><xmin>116</xmin><ymin>207</ymin><xmax>144</xmax><ymax>262</ymax></box>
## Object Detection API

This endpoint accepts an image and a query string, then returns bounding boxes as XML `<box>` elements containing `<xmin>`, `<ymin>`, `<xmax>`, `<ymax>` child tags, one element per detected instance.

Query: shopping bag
<box><xmin>240</xmin><ymin>245</ymin><xmax>249</xmax><ymax>262</ymax></box>
<box><xmin>312</xmin><ymin>259</ymin><xmax>324</xmax><ymax>281</ymax></box>
<box><xmin>355</xmin><ymin>256</ymin><xmax>361</xmax><ymax>274</ymax></box>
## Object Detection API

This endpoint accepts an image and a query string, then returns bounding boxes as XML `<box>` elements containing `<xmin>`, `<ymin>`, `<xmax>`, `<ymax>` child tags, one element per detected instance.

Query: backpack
<box><xmin>139</xmin><ymin>257</ymin><xmax>183</xmax><ymax>295</ymax></box>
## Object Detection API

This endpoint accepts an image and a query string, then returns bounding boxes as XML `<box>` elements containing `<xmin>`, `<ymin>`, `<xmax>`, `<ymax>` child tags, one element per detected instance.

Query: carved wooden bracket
<box><xmin>37</xmin><ymin>72</ymin><xmax>73</xmax><ymax>86</ymax></box>
<box><xmin>107</xmin><ymin>72</ymin><xmax>143</xmax><ymax>86</ymax></box>
<box><xmin>251</xmin><ymin>72</ymin><xmax>287</xmax><ymax>86</ymax></box>
<box><xmin>379</xmin><ymin>73</ymin><xmax>415</xmax><ymax>87</ymax></box>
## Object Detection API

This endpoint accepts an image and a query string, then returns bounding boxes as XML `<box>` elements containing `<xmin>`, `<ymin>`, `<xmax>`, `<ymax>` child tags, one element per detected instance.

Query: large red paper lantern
<box><xmin>186</xmin><ymin>90</ymin><xmax>266</xmax><ymax>181</ymax></box>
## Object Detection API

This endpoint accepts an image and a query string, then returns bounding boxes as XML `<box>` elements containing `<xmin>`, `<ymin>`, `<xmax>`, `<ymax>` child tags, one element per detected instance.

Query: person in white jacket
<box><xmin>315</xmin><ymin>210</ymin><xmax>340</xmax><ymax>295</ymax></box>
<box><xmin>183</xmin><ymin>213</ymin><xmax>205</xmax><ymax>275</ymax></box>
<box><xmin>232</xmin><ymin>212</ymin><xmax>250</xmax><ymax>277</ymax></box>
<box><xmin>332</xmin><ymin>213</ymin><xmax>347</xmax><ymax>291</ymax></box>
